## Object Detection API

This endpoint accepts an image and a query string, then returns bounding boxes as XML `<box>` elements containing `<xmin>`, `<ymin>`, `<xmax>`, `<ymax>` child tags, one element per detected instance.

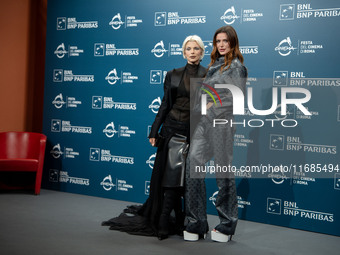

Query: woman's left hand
<box><xmin>149</xmin><ymin>138</ymin><xmax>156</xmax><ymax>147</ymax></box>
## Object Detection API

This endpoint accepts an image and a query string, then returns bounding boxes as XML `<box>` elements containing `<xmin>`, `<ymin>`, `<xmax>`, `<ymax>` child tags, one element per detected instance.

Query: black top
<box><xmin>169</xmin><ymin>63</ymin><xmax>200</xmax><ymax>122</ymax></box>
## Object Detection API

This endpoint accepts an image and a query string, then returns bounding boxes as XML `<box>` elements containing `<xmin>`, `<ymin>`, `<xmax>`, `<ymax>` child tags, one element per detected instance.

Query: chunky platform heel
<box><xmin>183</xmin><ymin>230</ymin><xmax>207</xmax><ymax>241</ymax></box>
<box><xmin>211</xmin><ymin>229</ymin><xmax>232</xmax><ymax>243</ymax></box>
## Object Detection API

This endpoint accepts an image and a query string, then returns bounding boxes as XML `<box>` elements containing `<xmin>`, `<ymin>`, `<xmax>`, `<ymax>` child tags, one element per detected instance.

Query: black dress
<box><xmin>102</xmin><ymin>63</ymin><xmax>206</xmax><ymax>237</ymax></box>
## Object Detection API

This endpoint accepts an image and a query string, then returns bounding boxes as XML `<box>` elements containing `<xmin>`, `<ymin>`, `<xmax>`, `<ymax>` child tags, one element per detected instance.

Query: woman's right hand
<box><xmin>149</xmin><ymin>138</ymin><xmax>156</xmax><ymax>147</ymax></box>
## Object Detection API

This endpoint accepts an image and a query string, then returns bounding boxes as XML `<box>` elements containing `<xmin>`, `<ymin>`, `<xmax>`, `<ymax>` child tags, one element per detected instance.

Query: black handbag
<box><xmin>162</xmin><ymin>133</ymin><xmax>189</xmax><ymax>187</ymax></box>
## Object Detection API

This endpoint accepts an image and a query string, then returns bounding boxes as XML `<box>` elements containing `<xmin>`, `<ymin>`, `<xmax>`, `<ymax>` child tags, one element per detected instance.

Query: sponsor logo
<box><xmin>94</xmin><ymin>43</ymin><xmax>139</xmax><ymax>56</ymax></box>
<box><xmin>51</xmin><ymin>120</ymin><xmax>92</xmax><ymax>134</ymax></box>
<box><xmin>275</xmin><ymin>37</ymin><xmax>297</xmax><ymax>56</ymax></box>
<box><xmin>100</xmin><ymin>175</ymin><xmax>116</xmax><ymax>191</ymax></box>
<box><xmin>145</xmin><ymin>181</ymin><xmax>150</xmax><ymax>195</ymax></box>
<box><xmin>109</xmin><ymin>13</ymin><xmax>124</xmax><ymax>29</ymax></box>
<box><xmin>51</xmin><ymin>119</ymin><xmax>61</xmax><ymax>132</ymax></box>
<box><xmin>282</xmin><ymin>200</ymin><xmax>334</xmax><ymax>222</ymax></box>
<box><xmin>280</xmin><ymin>4</ymin><xmax>340</xmax><ymax>20</ymax></box>
<box><xmin>89</xmin><ymin>148</ymin><xmax>100</xmax><ymax>161</ymax></box>
<box><xmin>273</xmin><ymin>71</ymin><xmax>289</xmax><ymax>86</ymax></box>
<box><xmin>90</xmin><ymin>148</ymin><xmax>134</xmax><ymax>164</ymax></box>
<box><xmin>267</xmin><ymin>198</ymin><xmax>282</xmax><ymax>215</ymax></box>
<box><xmin>149</xmin><ymin>97</ymin><xmax>161</xmax><ymax>114</ymax></box>
<box><xmin>151</xmin><ymin>41</ymin><xmax>168</xmax><ymax>58</ymax></box>
<box><xmin>52</xmin><ymin>94</ymin><xmax>82</xmax><ymax>108</ymax></box>
<box><xmin>240</xmin><ymin>46</ymin><xmax>259</xmax><ymax>55</ymax></box>
<box><xmin>209</xmin><ymin>191</ymin><xmax>219</xmax><ymax>206</ymax></box>
<box><xmin>50</xmin><ymin>143</ymin><xmax>80</xmax><ymax>159</ymax></box>
<box><xmin>51</xmin><ymin>170</ymin><xmax>90</xmax><ymax>186</ymax></box>
<box><xmin>270</xmin><ymin>135</ymin><xmax>337</xmax><ymax>154</ymax></box>
<box><xmin>221</xmin><ymin>6</ymin><xmax>240</xmax><ymax>24</ymax></box>
<box><xmin>237</xmin><ymin>196</ymin><xmax>251</xmax><ymax>208</ymax></box>
<box><xmin>146</xmin><ymin>153</ymin><xmax>156</xmax><ymax>169</ymax></box>
<box><xmin>155</xmin><ymin>11</ymin><xmax>206</xmax><ymax>26</ymax></box>
<box><xmin>335</xmin><ymin>174</ymin><xmax>340</xmax><ymax>190</ymax></box>
<box><xmin>57</xmin><ymin>17</ymin><xmax>98</xmax><ymax>30</ymax></box>
<box><xmin>105</xmin><ymin>68</ymin><xmax>138</xmax><ymax>85</ymax></box>
<box><xmin>150</xmin><ymin>70</ymin><xmax>167</xmax><ymax>84</ymax></box>
<box><xmin>109</xmin><ymin>13</ymin><xmax>142</xmax><ymax>29</ymax></box>
<box><xmin>92</xmin><ymin>97</ymin><xmax>136</xmax><ymax>110</ymax></box>
<box><xmin>103</xmin><ymin>122</ymin><xmax>136</xmax><ymax>138</ymax></box>
<box><xmin>53</xmin><ymin>69</ymin><xmax>94</xmax><ymax>83</ymax></box>
<box><xmin>54</xmin><ymin>43</ymin><xmax>84</xmax><ymax>58</ymax></box>
<box><xmin>280</xmin><ymin>4</ymin><xmax>295</xmax><ymax>20</ymax></box>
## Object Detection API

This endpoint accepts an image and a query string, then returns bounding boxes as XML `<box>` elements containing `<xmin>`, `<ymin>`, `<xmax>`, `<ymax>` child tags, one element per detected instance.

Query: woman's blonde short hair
<box><xmin>182</xmin><ymin>35</ymin><xmax>205</xmax><ymax>60</ymax></box>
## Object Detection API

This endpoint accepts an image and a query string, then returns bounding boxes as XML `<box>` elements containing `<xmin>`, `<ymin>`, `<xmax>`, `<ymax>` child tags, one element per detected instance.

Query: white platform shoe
<box><xmin>183</xmin><ymin>231</ymin><xmax>207</xmax><ymax>241</ymax></box>
<box><xmin>211</xmin><ymin>229</ymin><xmax>232</xmax><ymax>242</ymax></box>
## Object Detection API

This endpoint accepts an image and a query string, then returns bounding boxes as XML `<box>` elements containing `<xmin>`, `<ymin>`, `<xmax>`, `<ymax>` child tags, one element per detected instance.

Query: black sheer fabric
<box><xmin>102</xmin><ymin>63</ymin><xmax>201</xmax><ymax>237</ymax></box>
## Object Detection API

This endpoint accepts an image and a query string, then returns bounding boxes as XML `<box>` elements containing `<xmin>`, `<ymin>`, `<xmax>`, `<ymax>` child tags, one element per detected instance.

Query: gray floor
<box><xmin>0</xmin><ymin>189</ymin><xmax>339</xmax><ymax>255</ymax></box>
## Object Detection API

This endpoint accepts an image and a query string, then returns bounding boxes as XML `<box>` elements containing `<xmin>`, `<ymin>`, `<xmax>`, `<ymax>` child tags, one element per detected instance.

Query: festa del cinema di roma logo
<box><xmin>201</xmin><ymin>83</ymin><xmax>312</xmax><ymax>127</ymax></box>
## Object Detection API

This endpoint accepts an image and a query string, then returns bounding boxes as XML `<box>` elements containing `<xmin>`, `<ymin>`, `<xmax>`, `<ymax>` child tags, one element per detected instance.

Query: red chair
<box><xmin>0</xmin><ymin>132</ymin><xmax>47</xmax><ymax>195</ymax></box>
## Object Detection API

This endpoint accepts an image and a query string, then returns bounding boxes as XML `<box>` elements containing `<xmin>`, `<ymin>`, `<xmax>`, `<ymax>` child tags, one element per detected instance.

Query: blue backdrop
<box><xmin>42</xmin><ymin>0</ymin><xmax>340</xmax><ymax>236</ymax></box>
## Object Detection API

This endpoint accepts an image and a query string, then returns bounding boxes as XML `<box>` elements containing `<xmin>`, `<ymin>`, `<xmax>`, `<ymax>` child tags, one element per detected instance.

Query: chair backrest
<box><xmin>0</xmin><ymin>132</ymin><xmax>47</xmax><ymax>159</ymax></box>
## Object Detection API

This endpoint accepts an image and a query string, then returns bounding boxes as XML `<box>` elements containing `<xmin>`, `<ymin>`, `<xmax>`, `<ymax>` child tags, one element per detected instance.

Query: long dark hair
<box><xmin>209</xmin><ymin>25</ymin><xmax>244</xmax><ymax>71</ymax></box>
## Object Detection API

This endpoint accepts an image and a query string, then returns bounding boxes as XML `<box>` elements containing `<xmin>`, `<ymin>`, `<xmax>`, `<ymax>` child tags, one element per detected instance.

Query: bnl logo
<box><xmin>94</xmin><ymin>43</ymin><xmax>105</xmax><ymax>56</ymax></box>
<box><xmin>280</xmin><ymin>4</ymin><xmax>295</xmax><ymax>20</ymax></box>
<box><xmin>267</xmin><ymin>198</ymin><xmax>282</xmax><ymax>215</ymax></box>
<box><xmin>89</xmin><ymin>148</ymin><xmax>100</xmax><ymax>161</ymax></box>
<box><xmin>335</xmin><ymin>174</ymin><xmax>340</xmax><ymax>190</ymax></box>
<box><xmin>57</xmin><ymin>17</ymin><xmax>66</xmax><ymax>30</ymax></box>
<box><xmin>145</xmin><ymin>181</ymin><xmax>150</xmax><ymax>195</ymax></box>
<box><xmin>51</xmin><ymin>119</ymin><xmax>61</xmax><ymax>132</ymax></box>
<box><xmin>92</xmin><ymin>96</ymin><xmax>102</xmax><ymax>109</ymax></box>
<box><xmin>155</xmin><ymin>12</ymin><xmax>166</xmax><ymax>26</ymax></box>
<box><xmin>270</xmin><ymin>134</ymin><xmax>285</xmax><ymax>151</ymax></box>
<box><xmin>49</xmin><ymin>169</ymin><xmax>59</xmax><ymax>182</ymax></box>
<box><xmin>273</xmin><ymin>71</ymin><xmax>288</xmax><ymax>86</ymax></box>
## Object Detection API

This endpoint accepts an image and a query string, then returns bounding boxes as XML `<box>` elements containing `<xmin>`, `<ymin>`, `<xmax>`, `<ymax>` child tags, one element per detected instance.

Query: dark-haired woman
<box><xmin>183</xmin><ymin>26</ymin><xmax>247</xmax><ymax>242</ymax></box>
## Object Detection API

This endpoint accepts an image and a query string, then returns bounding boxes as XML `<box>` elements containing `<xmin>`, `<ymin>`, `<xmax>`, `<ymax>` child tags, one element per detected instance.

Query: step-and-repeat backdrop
<box><xmin>42</xmin><ymin>0</ymin><xmax>340</xmax><ymax>236</ymax></box>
